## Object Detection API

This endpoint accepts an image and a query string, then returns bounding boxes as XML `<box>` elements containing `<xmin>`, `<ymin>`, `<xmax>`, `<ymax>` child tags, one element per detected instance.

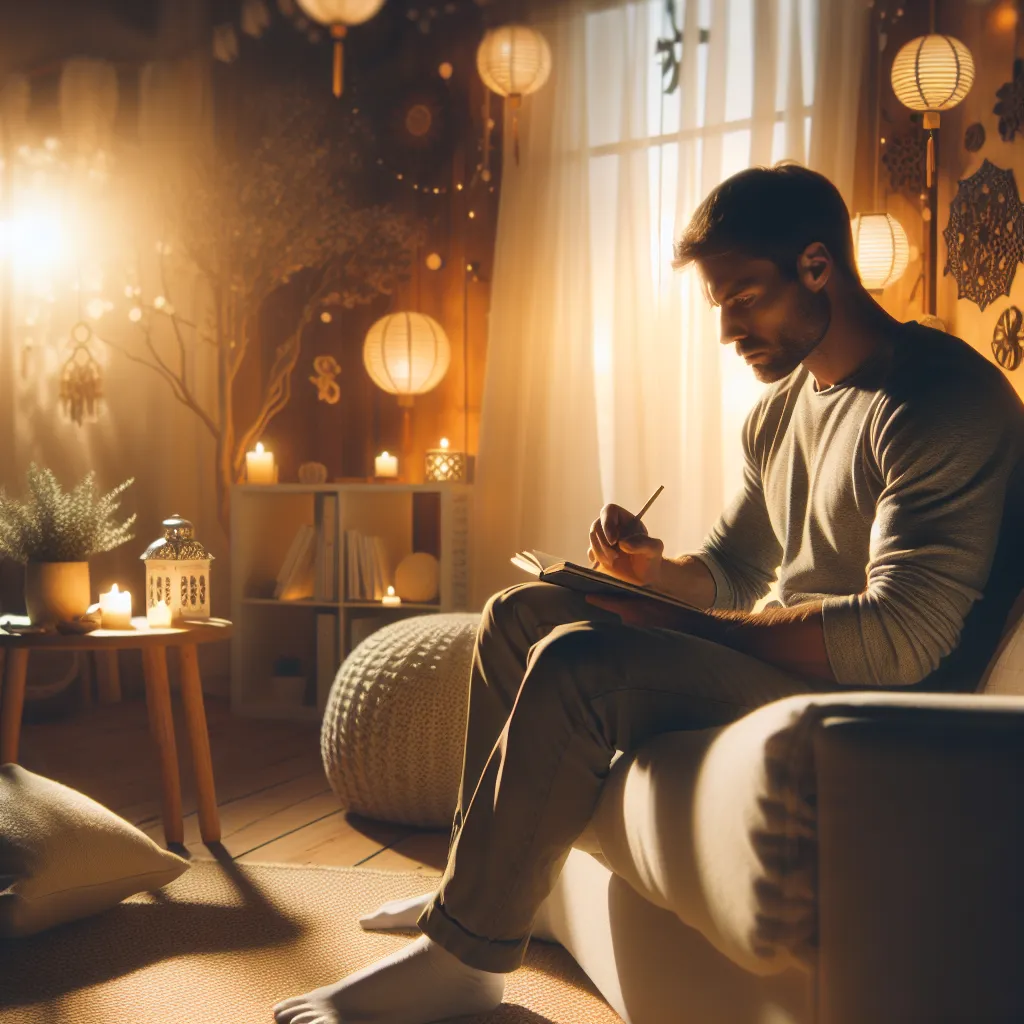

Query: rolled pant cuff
<box><xmin>418</xmin><ymin>897</ymin><xmax>527</xmax><ymax>973</ymax></box>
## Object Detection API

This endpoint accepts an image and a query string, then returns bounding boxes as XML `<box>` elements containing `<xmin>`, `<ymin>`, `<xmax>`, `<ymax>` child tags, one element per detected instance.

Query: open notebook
<box><xmin>511</xmin><ymin>550</ymin><xmax>700</xmax><ymax>611</ymax></box>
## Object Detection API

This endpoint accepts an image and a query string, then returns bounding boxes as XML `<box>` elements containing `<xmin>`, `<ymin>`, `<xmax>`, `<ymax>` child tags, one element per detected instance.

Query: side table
<box><xmin>0</xmin><ymin>617</ymin><xmax>232</xmax><ymax>846</ymax></box>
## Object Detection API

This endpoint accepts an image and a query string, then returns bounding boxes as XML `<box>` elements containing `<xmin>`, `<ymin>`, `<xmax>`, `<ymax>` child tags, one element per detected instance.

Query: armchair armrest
<box><xmin>813</xmin><ymin>702</ymin><xmax>1024</xmax><ymax>1024</ymax></box>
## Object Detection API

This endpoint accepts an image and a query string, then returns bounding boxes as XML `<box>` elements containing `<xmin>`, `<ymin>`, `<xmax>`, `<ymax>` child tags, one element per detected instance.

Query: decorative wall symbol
<box><xmin>59</xmin><ymin>322</ymin><xmax>103</xmax><ymax>426</ymax></box>
<box><xmin>882</xmin><ymin>124</ymin><xmax>925</xmax><ymax>195</ymax></box>
<box><xmin>995</xmin><ymin>59</ymin><xmax>1024</xmax><ymax>143</ymax></box>
<box><xmin>992</xmin><ymin>306</ymin><xmax>1024</xmax><ymax>371</ymax></box>
<box><xmin>942</xmin><ymin>160</ymin><xmax>1024</xmax><ymax>312</ymax></box>
<box><xmin>964</xmin><ymin>122</ymin><xmax>986</xmax><ymax>153</ymax></box>
<box><xmin>310</xmin><ymin>354</ymin><xmax>341</xmax><ymax>405</ymax></box>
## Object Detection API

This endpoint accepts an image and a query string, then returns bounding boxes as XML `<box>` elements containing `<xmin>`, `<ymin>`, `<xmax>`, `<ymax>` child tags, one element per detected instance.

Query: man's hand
<box><xmin>588</xmin><ymin>504</ymin><xmax>665</xmax><ymax>586</ymax></box>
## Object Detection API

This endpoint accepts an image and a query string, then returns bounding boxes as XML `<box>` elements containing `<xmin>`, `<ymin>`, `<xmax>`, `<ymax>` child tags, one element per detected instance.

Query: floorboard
<box><xmin>15</xmin><ymin>695</ymin><xmax>439</xmax><ymax>873</ymax></box>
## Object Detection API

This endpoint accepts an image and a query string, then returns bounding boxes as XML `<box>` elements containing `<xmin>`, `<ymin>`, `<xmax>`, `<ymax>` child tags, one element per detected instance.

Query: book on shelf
<box><xmin>314</xmin><ymin>494</ymin><xmax>338</xmax><ymax>601</ymax></box>
<box><xmin>275</xmin><ymin>524</ymin><xmax>316</xmax><ymax>600</ymax></box>
<box><xmin>511</xmin><ymin>549</ymin><xmax>700</xmax><ymax>611</ymax></box>
<box><xmin>344</xmin><ymin>530</ymin><xmax>393</xmax><ymax>601</ymax></box>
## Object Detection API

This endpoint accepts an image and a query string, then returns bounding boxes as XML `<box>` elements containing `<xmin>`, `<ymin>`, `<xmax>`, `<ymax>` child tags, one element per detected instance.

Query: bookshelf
<box><xmin>230</xmin><ymin>482</ymin><xmax>472</xmax><ymax>721</ymax></box>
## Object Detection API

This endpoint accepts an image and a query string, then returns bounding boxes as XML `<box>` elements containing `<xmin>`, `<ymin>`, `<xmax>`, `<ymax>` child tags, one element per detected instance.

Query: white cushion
<box><xmin>0</xmin><ymin>764</ymin><xmax>188</xmax><ymax>937</ymax></box>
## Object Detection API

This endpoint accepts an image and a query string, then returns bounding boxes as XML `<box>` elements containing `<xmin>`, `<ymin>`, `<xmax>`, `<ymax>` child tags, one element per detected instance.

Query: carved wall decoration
<box><xmin>964</xmin><ymin>122</ymin><xmax>986</xmax><ymax>153</ymax></box>
<box><xmin>882</xmin><ymin>124</ymin><xmax>925</xmax><ymax>195</ymax></box>
<box><xmin>942</xmin><ymin>159</ymin><xmax>1024</xmax><ymax>312</ymax></box>
<box><xmin>310</xmin><ymin>354</ymin><xmax>342</xmax><ymax>405</ymax></box>
<box><xmin>995</xmin><ymin>58</ymin><xmax>1024</xmax><ymax>143</ymax></box>
<box><xmin>992</xmin><ymin>305</ymin><xmax>1024</xmax><ymax>371</ymax></box>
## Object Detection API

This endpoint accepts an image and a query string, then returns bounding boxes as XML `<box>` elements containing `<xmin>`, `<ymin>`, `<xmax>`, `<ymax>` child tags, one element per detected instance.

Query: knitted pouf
<box><xmin>321</xmin><ymin>613</ymin><xmax>481</xmax><ymax>828</ymax></box>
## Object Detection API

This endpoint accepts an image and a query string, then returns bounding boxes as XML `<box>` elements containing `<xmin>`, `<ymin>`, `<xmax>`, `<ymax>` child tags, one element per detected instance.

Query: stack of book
<box><xmin>345</xmin><ymin>531</ymin><xmax>392</xmax><ymax>601</ymax></box>
<box><xmin>275</xmin><ymin>495</ymin><xmax>338</xmax><ymax>601</ymax></box>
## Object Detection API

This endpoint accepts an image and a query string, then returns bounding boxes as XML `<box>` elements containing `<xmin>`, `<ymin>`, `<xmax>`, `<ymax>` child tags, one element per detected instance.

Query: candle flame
<box><xmin>256</xmin><ymin>442</ymin><xmax>264</xmax><ymax>454</ymax></box>
<box><xmin>111</xmin><ymin>583</ymin><xmax>119</xmax><ymax>594</ymax></box>
<box><xmin>387</xmin><ymin>586</ymin><xmax>395</xmax><ymax>596</ymax></box>
<box><xmin>440</xmin><ymin>437</ymin><xmax>449</xmax><ymax>449</ymax></box>
<box><xmin>381</xmin><ymin>451</ymin><xmax>389</xmax><ymax>458</ymax></box>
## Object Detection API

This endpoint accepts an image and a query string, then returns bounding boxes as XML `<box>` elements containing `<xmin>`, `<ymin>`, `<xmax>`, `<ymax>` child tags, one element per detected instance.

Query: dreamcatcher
<box><xmin>942</xmin><ymin>160</ymin><xmax>1024</xmax><ymax>312</ymax></box>
<box><xmin>992</xmin><ymin>306</ymin><xmax>1024</xmax><ymax>371</ymax></box>
<box><xmin>59</xmin><ymin>322</ymin><xmax>103</xmax><ymax>425</ymax></box>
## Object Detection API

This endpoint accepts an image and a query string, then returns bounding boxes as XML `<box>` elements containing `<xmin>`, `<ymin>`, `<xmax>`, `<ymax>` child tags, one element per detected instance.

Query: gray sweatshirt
<box><xmin>696</xmin><ymin>323</ymin><xmax>1024</xmax><ymax>690</ymax></box>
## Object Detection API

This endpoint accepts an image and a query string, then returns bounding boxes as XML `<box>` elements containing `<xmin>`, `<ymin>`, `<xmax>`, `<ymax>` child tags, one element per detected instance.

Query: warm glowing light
<box><xmin>891</xmin><ymin>35</ymin><xmax>974</xmax><ymax>114</ymax></box>
<box><xmin>124</xmin><ymin>284</ymin><xmax>134</xmax><ymax>297</ymax></box>
<box><xmin>0</xmin><ymin>209</ymin><xmax>67</xmax><ymax>271</ymax></box>
<box><xmin>153</xmin><ymin>295</ymin><xmax>166</xmax><ymax>309</ymax></box>
<box><xmin>439</xmin><ymin>62</ymin><xmax>453</xmax><ymax>79</ymax></box>
<box><xmin>852</xmin><ymin>212</ymin><xmax>910</xmax><ymax>291</ymax></box>
<box><xmin>128</xmin><ymin>306</ymin><xmax>142</xmax><ymax>322</ymax></box>
<box><xmin>991</xmin><ymin>1</ymin><xmax>1018</xmax><ymax>33</ymax></box>
<box><xmin>476</xmin><ymin>24</ymin><xmax>552</xmax><ymax>99</ymax></box>
<box><xmin>440</xmin><ymin>437</ymin><xmax>449</xmax><ymax>449</ymax></box>
<box><xmin>321</xmin><ymin>311</ymin><xmax>333</xmax><ymax>323</ymax></box>
<box><xmin>85</xmin><ymin>297</ymin><xmax>106</xmax><ymax>319</ymax></box>
<box><xmin>256</xmin><ymin>442</ymin><xmax>265</xmax><ymax>454</ymax></box>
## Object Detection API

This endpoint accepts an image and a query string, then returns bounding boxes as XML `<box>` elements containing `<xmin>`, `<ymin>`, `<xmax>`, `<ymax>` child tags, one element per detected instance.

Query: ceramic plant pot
<box><xmin>24</xmin><ymin>561</ymin><xmax>91</xmax><ymax>627</ymax></box>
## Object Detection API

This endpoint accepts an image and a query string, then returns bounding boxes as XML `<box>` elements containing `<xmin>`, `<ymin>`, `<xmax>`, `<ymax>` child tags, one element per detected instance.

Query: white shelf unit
<box><xmin>231</xmin><ymin>482</ymin><xmax>472</xmax><ymax>721</ymax></box>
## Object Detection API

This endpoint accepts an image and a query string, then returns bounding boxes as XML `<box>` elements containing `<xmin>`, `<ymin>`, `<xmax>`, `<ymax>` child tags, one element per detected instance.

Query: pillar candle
<box><xmin>374</xmin><ymin>451</ymin><xmax>399</xmax><ymax>478</ymax></box>
<box><xmin>246</xmin><ymin>442</ymin><xmax>276</xmax><ymax>484</ymax></box>
<box><xmin>147</xmin><ymin>599</ymin><xmax>172</xmax><ymax>629</ymax></box>
<box><xmin>99</xmin><ymin>584</ymin><xmax>132</xmax><ymax>630</ymax></box>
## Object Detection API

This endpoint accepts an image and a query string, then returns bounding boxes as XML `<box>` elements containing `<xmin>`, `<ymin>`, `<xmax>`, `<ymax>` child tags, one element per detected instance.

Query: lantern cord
<box><xmin>510</xmin><ymin>94</ymin><xmax>522</xmax><ymax>165</ymax></box>
<box><xmin>331</xmin><ymin>25</ymin><xmax>347</xmax><ymax>98</ymax></box>
<box><xmin>928</xmin><ymin>0</ymin><xmax>935</xmax><ymax>35</ymax></box>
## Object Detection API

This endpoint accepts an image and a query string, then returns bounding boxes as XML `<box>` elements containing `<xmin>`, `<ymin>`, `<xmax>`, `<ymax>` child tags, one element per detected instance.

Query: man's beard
<box><xmin>749</xmin><ymin>288</ymin><xmax>831</xmax><ymax>383</ymax></box>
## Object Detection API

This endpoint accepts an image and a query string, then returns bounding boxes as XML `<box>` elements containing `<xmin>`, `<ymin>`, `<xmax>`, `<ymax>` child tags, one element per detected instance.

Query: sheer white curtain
<box><xmin>471</xmin><ymin>0</ymin><xmax>866</xmax><ymax>606</ymax></box>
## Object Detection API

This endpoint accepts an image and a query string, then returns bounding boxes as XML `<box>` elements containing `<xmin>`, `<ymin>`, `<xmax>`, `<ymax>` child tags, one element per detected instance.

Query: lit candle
<box><xmin>425</xmin><ymin>436</ymin><xmax>467</xmax><ymax>482</ymax></box>
<box><xmin>99</xmin><ymin>584</ymin><xmax>132</xmax><ymax>630</ymax></box>
<box><xmin>382</xmin><ymin>585</ymin><xmax>402</xmax><ymax>607</ymax></box>
<box><xmin>147</xmin><ymin>599</ymin><xmax>172</xmax><ymax>629</ymax></box>
<box><xmin>374</xmin><ymin>451</ymin><xmax>399</xmax><ymax>478</ymax></box>
<box><xmin>246</xmin><ymin>442</ymin><xmax>276</xmax><ymax>484</ymax></box>
<box><xmin>440</xmin><ymin>437</ymin><xmax>449</xmax><ymax>450</ymax></box>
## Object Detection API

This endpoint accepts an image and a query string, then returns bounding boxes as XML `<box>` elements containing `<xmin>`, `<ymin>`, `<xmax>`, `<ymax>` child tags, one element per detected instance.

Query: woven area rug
<box><xmin>0</xmin><ymin>860</ymin><xmax>622</xmax><ymax>1024</ymax></box>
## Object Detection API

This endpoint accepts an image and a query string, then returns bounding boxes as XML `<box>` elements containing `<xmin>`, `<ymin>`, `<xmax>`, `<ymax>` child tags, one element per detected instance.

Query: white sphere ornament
<box><xmin>851</xmin><ymin>212</ymin><xmax>910</xmax><ymax>292</ymax></box>
<box><xmin>363</xmin><ymin>312</ymin><xmax>451</xmax><ymax>401</ymax></box>
<box><xmin>296</xmin><ymin>0</ymin><xmax>386</xmax><ymax>96</ymax></box>
<box><xmin>476</xmin><ymin>24</ymin><xmax>552</xmax><ymax>99</ymax></box>
<box><xmin>394</xmin><ymin>552</ymin><xmax>440</xmax><ymax>603</ymax></box>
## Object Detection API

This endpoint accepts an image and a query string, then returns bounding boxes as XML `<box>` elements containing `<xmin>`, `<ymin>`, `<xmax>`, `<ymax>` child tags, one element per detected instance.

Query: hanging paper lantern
<box><xmin>851</xmin><ymin>212</ymin><xmax>910</xmax><ymax>292</ymax></box>
<box><xmin>296</xmin><ymin>0</ymin><xmax>386</xmax><ymax>96</ymax></box>
<box><xmin>363</xmin><ymin>312</ymin><xmax>451</xmax><ymax>401</ymax></box>
<box><xmin>476</xmin><ymin>24</ymin><xmax>552</xmax><ymax>165</ymax></box>
<box><xmin>890</xmin><ymin>35</ymin><xmax>974</xmax><ymax>187</ymax></box>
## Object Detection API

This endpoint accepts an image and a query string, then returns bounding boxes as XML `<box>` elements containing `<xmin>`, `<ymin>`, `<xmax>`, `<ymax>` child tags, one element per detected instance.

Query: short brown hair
<box><xmin>674</xmin><ymin>163</ymin><xmax>857</xmax><ymax>279</ymax></box>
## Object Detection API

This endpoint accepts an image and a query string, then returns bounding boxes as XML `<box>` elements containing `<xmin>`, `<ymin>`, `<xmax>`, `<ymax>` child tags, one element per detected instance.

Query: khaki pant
<box><xmin>418</xmin><ymin>581</ymin><xmax>826</xmax><ymax>972</ymax></box>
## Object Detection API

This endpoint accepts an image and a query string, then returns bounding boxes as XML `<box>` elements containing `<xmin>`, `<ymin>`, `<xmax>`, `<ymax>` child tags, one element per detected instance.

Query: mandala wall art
<box><xmin>882</xmin><ymin>123</ymin><xmax>925</xmax><ymax>196</ymax></box>
<box><xmin>995</xmin><ymin>59</ymin><xmax>1024</xmax><ymax>143</ymax></box>
<box><xmin>964</xmin><ymin>122</ymin><xmax>986</xmax><ymax>153</ymax></box>
<box><xmin>992</xmin><ymin>305</ymin><xmax>1024</xmax><ymax>371</ymax></box>
<box><xmin>943</xmin><ymin>160</ymin><xmax>1024</xmax><ymax>312</ymax></box>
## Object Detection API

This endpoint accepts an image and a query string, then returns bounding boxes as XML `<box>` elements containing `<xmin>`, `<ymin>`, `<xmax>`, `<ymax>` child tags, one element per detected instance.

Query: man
<box><xmin>274</xmin><ymin>164</ymin><xmax>1024</xmax><ymax>1024</ymax></box>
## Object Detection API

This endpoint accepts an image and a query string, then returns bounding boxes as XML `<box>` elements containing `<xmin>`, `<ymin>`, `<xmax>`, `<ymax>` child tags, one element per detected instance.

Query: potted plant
<box><xmin>0</xmin><ymin>466</ymin><xmax>136</xmax><ymax>626</ymax></box>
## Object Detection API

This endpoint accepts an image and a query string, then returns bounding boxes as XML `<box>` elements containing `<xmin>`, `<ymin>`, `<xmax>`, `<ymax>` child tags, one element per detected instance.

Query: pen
<box><xmin>590</xmin><ymin>484</ymin><xmax>665</xmax><ymax>570</ymax></box>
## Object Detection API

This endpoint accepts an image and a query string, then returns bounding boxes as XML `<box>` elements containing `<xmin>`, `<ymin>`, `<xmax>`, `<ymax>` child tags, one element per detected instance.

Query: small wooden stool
<box><xmin>0</xmin><ymin>617</ymin><xmax>233</xmax><ymax>846</ymax></box>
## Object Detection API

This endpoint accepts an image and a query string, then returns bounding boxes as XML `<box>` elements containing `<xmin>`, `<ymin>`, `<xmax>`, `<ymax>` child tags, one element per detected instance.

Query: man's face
<box><xmin>698</xmin><ymin>254</ymin><xmax>830</xmax><ymax>383</ymax></box>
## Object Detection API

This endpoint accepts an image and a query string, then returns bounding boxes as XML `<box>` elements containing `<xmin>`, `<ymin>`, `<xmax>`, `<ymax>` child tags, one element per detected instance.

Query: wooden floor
<box><xmin>15</xmin><ymin>692</ymin><xmax>449</xmax><ymax>875</ymax></box>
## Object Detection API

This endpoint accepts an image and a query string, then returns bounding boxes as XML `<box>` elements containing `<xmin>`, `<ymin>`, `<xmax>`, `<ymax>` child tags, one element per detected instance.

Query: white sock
<box><xmin>273</xmin><ymin>934</ymin><xmax>505</xmax><ymax>1024</ymax></box>
<box><xmin>359</xmin><ymin>892</ymin><xmax>432</xmax><ymax>931</ymax></box>
<box><xmin>360</xmin><ymin>890</ymin><xmax>558</xmax><ymax>943</ymax></box>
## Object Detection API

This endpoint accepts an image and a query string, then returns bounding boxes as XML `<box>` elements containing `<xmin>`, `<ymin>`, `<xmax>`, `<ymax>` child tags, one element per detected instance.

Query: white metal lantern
<box><xmin>852</xmin><ymin>213</ymin><xmax>910</xmax><ymax>292</ymax></box>
<box><xmin>140</xmin><ymin>515</ymin><xmax>213</xmax><ymax>622</ymax></box>
<box><xmin>363</xmin><ymin>312</ymin><xmax>451</xmax><ymax>401</ymax></box>
<box><xmin>296</xmin><ymin>0</ymin><xmax>387</xmax><ymax>96</ymax></box>
<box><xmin>891</xmin><ymin>34</ymin><xmax>974</xmax><ymax>186</ymax></box>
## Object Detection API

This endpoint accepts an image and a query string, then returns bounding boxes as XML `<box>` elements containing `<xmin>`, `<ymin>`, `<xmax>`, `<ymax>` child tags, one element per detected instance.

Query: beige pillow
<box><xmin>0</xmin><ymin>764</ymin><xmax>188</xmax><ymax>937</ymax></box>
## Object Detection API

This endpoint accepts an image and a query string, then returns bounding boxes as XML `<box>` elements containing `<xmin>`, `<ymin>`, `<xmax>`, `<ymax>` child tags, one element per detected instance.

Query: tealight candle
<box><xmin>425</xmin><ymin>436</ymin><xmax>468</xmax><ymax>482</ymax></box>
<box><xmin>99</xmin><ymin>584</ymin><xmax>132</xmax><ymax>630</ymax></box>
<box><xmin>375</xmin><ymin>451</ymin><xmax>399</xmax><ymax>478</ymax></box>
<box><xmin>147</xmin><ymin>599</ymin><xmax>172</xmax><ymax>628</ymax></box>
<box><xmin>246</xmin><ymin>442</ymin><xmax>277</xmax><ymax>484</ymax></box>
<box><xmin>382</xmin><ymin>585</ymin><xmax>402</xmax><ymax>607</ymax></box>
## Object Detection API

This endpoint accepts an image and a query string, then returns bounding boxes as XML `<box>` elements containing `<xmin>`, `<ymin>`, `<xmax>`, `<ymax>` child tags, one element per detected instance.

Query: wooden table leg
<box><xmin>178</xmin><ymin>644</ymin><xmax>221</xmax><ymax>844</ymax></box>
<box><xmin>0</xmin><ymin>649</ymin><xmax>29</xmax><ymax>764</ymax></box>
<box><xmin>96</xmin><ymin>650</ymin><xmax>122</xmax><ymax>704</ymax></box>
<box><xmin>141</xmin><ymin>645</ymin><xmax>184</xmax><ymax>845</ymax></box>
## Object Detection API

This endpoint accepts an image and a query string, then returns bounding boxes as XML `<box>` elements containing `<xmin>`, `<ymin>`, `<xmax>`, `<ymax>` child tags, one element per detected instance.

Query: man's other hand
<box><xmin>586</xmin><ymin>593</ymin><xmax>686</xmax><ymax>630</ymax></box>
<box><xmin>588</xmin><ymin>504</ymin><xmax>665</xmax><ymax>586</ymax></box>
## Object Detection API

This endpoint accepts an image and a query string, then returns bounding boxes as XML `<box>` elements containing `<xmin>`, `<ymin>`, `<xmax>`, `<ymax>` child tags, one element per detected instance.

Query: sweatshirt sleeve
<box><xmin>694</xmin><ymin>404</ymin><xmax>781</xmax><ymax>611</ymax></box>
<box><xmin>821</xmin><ymin>375</ymin><xmax>1021</xmax><ymax>687</ymax></box>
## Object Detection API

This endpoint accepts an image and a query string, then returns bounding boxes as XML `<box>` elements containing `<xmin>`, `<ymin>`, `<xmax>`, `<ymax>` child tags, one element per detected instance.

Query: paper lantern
<box><xmin>891</xmin><ymin>35</ymin><xmax>974</xmax><ymax>187</ymax></box>
<box><xmin>140</xmin><ymin>516</ymin><xmax>213</xmax><ymax>622</ymax></box>
<box><xmin>851</xmin><ymin>213</ymin><xmax>910</xmax><ymax>292</ymax></box>
<box><xmin>476</xmin><ymin>24</ymin><xmax>552</xmax><ymax>99</ymax></box>
<box><xmin>296</xmin><ymin>0</ymin><xmax>386</xmax><ymax>96</ymax></box>
<box><xmin>363</xmin><ymin>312</ymin><xmax>450</xmax><ymax>400</ymax></box>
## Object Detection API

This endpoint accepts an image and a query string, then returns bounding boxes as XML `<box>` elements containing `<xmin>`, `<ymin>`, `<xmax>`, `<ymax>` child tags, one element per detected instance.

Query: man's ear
<box><xmin>797</xmin><ymin>242</ymin><xmax>832</xmax><ymax>293</ymax></box>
